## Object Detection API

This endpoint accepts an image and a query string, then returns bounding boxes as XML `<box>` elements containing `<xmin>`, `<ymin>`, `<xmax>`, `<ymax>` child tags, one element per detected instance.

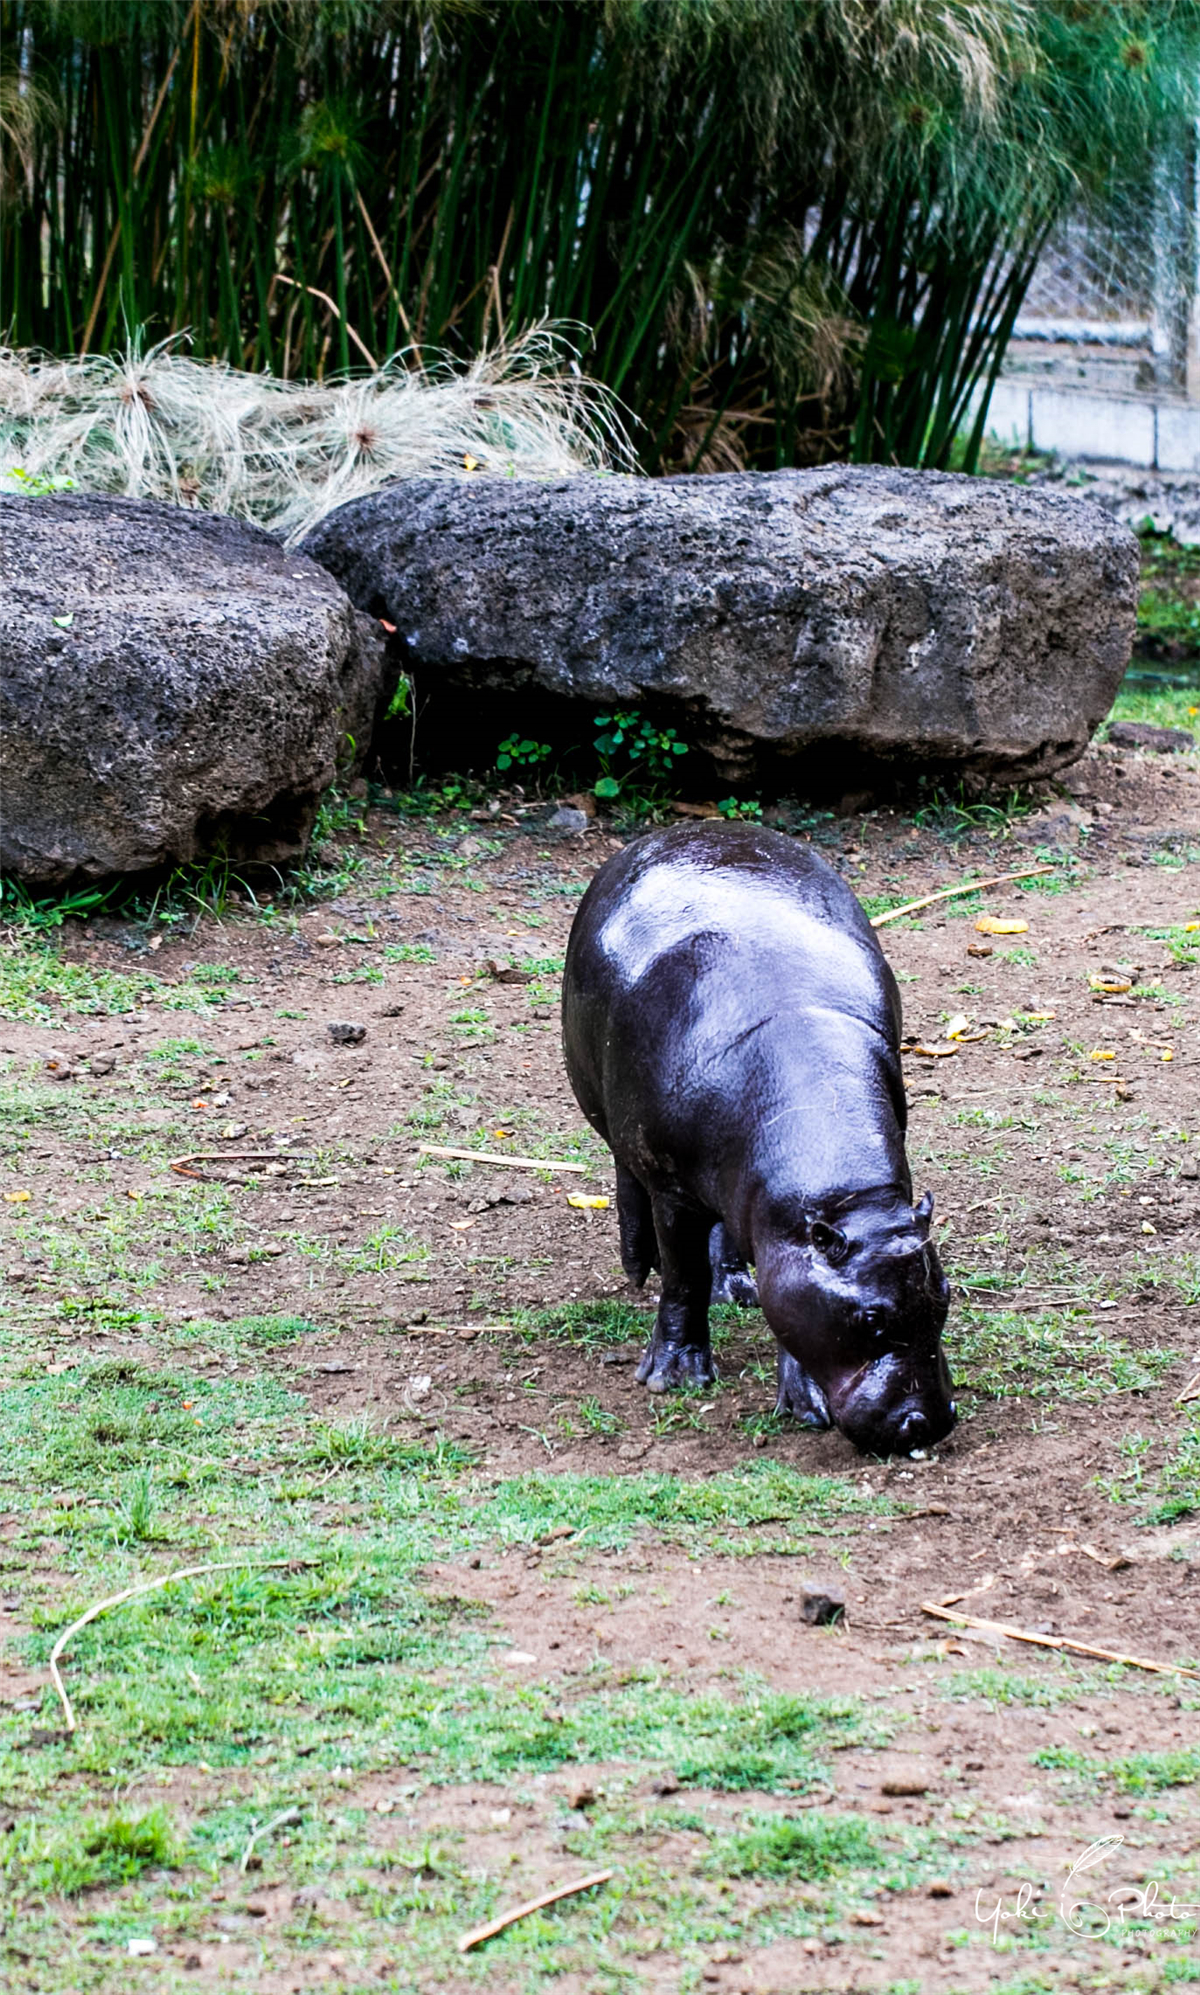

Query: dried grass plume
<box><xmin>0</xmin><ymin>326</ymin><xmax>635</xmax><ymax>545</ymax></box>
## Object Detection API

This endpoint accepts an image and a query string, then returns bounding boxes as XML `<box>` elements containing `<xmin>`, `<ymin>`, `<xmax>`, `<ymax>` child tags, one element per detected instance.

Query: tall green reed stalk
<box><xmin>3</xmin><ymin>0</ymin><xmax>1198</xmax><ymax>474</ymax></box>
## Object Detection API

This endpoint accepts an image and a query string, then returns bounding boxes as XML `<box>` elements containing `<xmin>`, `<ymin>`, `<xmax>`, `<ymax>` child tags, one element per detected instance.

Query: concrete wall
<box><xmin>983</xmin><ymin>379</ymin><xmax>1200</xmax><ymax>471</ymax></box>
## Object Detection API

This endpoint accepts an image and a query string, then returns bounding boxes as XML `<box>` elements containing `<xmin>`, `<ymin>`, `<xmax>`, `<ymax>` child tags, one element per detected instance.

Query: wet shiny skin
<box><xmin>562</xmin><ymin>821</ymin><xmax>955</xmax><ymax>1455</ymax></box>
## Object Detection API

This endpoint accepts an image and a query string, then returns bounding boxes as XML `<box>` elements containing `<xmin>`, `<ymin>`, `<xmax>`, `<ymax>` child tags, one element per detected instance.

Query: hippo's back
<box><xmin>567</xmin><ymin>820</ymin><xmax>890</xmax><ymax>1017</ymax></box>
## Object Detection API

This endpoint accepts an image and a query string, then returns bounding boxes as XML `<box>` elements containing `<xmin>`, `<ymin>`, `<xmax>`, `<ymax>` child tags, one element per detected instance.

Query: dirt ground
<box><xmin>1</xmin><ymin>736</ymin><xmax>1199</xmax><ymax>1994</ymax></box>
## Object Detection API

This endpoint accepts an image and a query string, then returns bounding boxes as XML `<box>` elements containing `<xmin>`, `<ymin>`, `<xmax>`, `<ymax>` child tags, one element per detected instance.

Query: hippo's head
<box><xmin>756</xmin><ymin>1189</ymin><xmax>955</xmax><ymax>1456</ymax></box>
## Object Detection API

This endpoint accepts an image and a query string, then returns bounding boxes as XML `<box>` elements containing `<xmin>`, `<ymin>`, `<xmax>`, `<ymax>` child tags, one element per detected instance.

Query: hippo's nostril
<box><xmin>897</xmin><ymin>1410</ymin><xmax>929</xmax><ymax>1448</ymax></box>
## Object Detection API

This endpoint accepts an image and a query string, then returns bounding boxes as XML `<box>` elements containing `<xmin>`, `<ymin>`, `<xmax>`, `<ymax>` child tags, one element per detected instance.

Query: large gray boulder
<box><xmin>302</xmin><ymin>467</ymin><xmax>1139</xmax><ymax>784</ymax></box>
<box><xmin>0</xmin><ymin>495</ymin><xmax>384</xmax><ymax>885</ymax></box>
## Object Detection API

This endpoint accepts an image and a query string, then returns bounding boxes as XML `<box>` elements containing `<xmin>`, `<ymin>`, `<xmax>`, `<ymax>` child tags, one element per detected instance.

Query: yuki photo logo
<box><xmin>976</xmin><ymin>1835</ymin><xmax>1200</xmax><ymax>1943</ymax></box>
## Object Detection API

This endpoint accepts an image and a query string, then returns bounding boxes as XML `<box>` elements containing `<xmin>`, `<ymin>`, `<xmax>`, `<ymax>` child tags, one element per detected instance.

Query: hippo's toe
<box><xmin>636</xmin><ymin>1340</ymin><xmax>717</xmax><ymax>1391</ymax></box>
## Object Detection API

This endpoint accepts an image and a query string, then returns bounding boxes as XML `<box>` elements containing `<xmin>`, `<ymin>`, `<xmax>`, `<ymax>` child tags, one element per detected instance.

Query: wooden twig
<box><xmin>869</xmin><ymin>866</ymin><xmax>1053</xmax><ymax>929</ymax></box>
<box><xmin>1177</xmin><ymin>1368</ymin><xmax>1200</xmax><ymax>1405</ymax></box>
<box><xmin>170</xmin><ymin>1151</ymin><xmax>312</xmax><ymax>1176</ymax></box>
<box><xmin>240</xmin><ymin>1807</ymin><xmax>302</xmax><ymax>1873</ymax></box>
<box><xmin>418</xmin><ymin>1144</ymin><xmax>587</xmax><ymax>1174</ymax></box>
<box><xmin>50</xmin><ymin>1559</ymin><xmax>303</xmax><ymax>1733</ymax></box>
<box><xmin>921</xmin><ymin>1602</ymin><xmax>1200</xmax><ymax>1680</ymax></box>
<box><xmin>457</xmin><ymin>1870</ymin><xmax>613</xmax><ymax>1953</ymax></box>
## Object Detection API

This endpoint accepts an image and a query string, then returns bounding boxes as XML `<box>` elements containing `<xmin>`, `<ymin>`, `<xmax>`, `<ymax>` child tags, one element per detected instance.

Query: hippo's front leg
<box><xmin>775</xmin><ymin>1346</ymin><xmax>831</xmax><ymax>1428</ymax></box>
<box><xmin>636</xmin><ymin>1191</ymin><xmax>718</xmax><ymax>1392</ymax></box>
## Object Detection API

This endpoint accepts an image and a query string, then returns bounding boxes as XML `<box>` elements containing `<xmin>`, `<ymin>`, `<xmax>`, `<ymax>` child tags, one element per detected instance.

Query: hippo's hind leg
<box><xmin>636</xmin><ymin>1192</ymin><xmax>717</xmax><ymax>1392</ymax></box>
<box><xmin>616</xmin><ymin>1164</ymin><xmax>659</xmax><ymax>1287</ymax></box>
<box><xmin>775</xmin><ymin>1346</ymin><xmax>831</xmax><ymax>1427</ymax></box>
<box><xmin>709</xmin><ymin>1221</ymin><xmax>759</xmax><ymax>1308</ymax></box>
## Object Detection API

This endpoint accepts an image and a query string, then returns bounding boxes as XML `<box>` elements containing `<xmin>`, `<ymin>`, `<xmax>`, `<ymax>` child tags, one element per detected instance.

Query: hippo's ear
<box><xmin>913</xmin><ymin>1191</ymin><xmax>934</xmax><ymax>1239</ymax></box>
<box><xmin>809</xmin><ymin>1218</ymin><xmax>849</xmax><ymax>1265</ymax></box>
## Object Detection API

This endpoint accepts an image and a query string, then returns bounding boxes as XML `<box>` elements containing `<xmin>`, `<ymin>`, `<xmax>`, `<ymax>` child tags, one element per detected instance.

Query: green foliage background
<box><xmin>3</xmin><ymin>0</ymin><xmax>1200</xmax><ymax>471</ymax></box>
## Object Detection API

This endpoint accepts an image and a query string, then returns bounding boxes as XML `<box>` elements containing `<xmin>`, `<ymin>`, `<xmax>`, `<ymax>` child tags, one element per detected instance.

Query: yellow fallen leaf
<box><xmin>493</xmin><ymin>1129</ymin><xmax>512</xmax><ymax>1140</ymax></box>
<box><xmin>1024</xmin><ymin>1011</ymin><xmax>1056</xmax><ymax>1022</ymax></box>
<box><xmin>1185</xmin><ymin>921</ymin><xmax>1200</xmax><ymax>933</ymax></box>
<box><xmin>1090</xmin><ymin>1049</ymin><xmax>1116</xmax><ymax>1061</ymax></box>
<box><xmin>975</xmin><ymin>915</ymin><xmax>1028</xmax><ymax>936</ymax></box>
<box><xmin>567</xmin><ymin>1194</ymin><xmax>610</xmax><ymax>1210</ymax></box>
<box><xmin>1090</xmin><ymin>975</ymin><xmax>1132</xmax><ymax>994</ymax></box>
<box><xmin>1162</xmin><ymin>1050</ymin><xmax>1174</xmax><ymax>1061</ymax></box>
<box><xmin>906</xmin><ymin>1043</ymin><xmax>958</xmax><ymax>1059</ymax></box>
<box><xmin>3</xmin><ymin>1190</ymin><xmax>31</xmax><ymax>1203</ymax></box>
<box><xmin>463</xmin><ymin>454</ymin><xmax>480</xmax><ymax>471</ymax></box>
<box><xmin>449</xmin><ymin>1218</ymin><xmax>475</xmax><ymax>1231</ymax></box>
<box><xmin>945</xmin><ymin>1012</ymin><xmax>972</xmax><ymax>1040</ymax></box>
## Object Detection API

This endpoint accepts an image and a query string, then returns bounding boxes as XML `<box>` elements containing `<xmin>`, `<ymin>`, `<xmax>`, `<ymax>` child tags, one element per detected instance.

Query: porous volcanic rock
<box><xmin>302</xmin><ymin>467</ymin><xmax>1139</xmax><ymax>785</ymax></box>
<box><xmin>1</xmin><ymin>495</ymin><xmax>384</xmax><ymax>884</ymax></box>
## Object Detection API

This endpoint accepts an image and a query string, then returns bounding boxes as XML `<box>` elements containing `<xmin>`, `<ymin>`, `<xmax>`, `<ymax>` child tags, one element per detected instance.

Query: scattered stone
<box><xmin>651</xmin><ymin>1770</ymin><xmax>680</xmax><ymax>1795</ymax></box>
<box><xmin>928</xmin><ymin>1880</ymin><xmax>954</xmax><ymax>1898</ymax></box>
<box><xmin>43</xmin><ymin>1057</ymin><xmax>74</xmax><ymax>1081</ymax></box>
<box><xmin>486</xmin><ymin>959</ymin><xmax>532</xmax><ymax>984</ymax></box>
<box><xmin>497</xmin><ymin>1182</ymin><xmax>533</xmax><ymax>1205</ymax></box>
<box><xmin>547</xmin><ymin>805</ymin><xmax>590</xmax><ymax>834</ymax></box>
<box><xmin>881</xmin><ymin>1776</ymin><xmax>931</xmax><ymax>1797</ymax></box>
<box><xmin>566</xmin><ymin>1780</ymin><xmax>596</xmax><ymax>1811</ymax></box>
<box><xmin>303</xmin><ymin>467</ymin><xmax>1138</xmax><ymax>786</ymax></box>
<box><xmin>327</xmin><ymin>1020</ymin><xmax>367</xmax><ymax>1045</ymax></box>
<box><xmin>1</xmin><ymin>494</ymin><xmax>384</xmax><ymax>884</ymax></box>
<box><xmin>800</xmin><ymin>1583</ymin><xmax>846</xmax><ymax>1626</ymax></box>
<box><xmin>1108</xmin><ymin>720</ymin><xmax>1195</xmax><ymax>754</ymax></box>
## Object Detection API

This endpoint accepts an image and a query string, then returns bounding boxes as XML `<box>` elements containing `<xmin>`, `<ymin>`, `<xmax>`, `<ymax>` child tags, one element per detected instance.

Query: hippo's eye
<box><xmin>855</xmin><ymin>1308</ymin><xmax>888</xmax><ymax>1339</ymax></box>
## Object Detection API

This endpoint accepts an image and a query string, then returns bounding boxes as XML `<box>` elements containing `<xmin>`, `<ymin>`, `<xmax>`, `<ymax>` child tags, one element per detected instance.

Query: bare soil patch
<box><xmin>1</xmin><ymin>738</ymin><xmax>1198</xmax><ymax>1994</ymax></box>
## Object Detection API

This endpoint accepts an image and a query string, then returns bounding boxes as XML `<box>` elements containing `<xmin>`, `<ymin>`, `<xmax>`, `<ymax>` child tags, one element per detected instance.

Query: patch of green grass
<box><xmin>385</xmin><ymin>941</ymin><xmax>437</xmax><ymax>964</ymax></box>
<box><xmin>468</xmin><ymin>1462</ymin><xmax>890</xmax><ymax>1552</ymax></box>
<box><xmin>713</xmin><ymin>1811</ymin><xmax>877</xmax><ymax>1879</ymax></box>
<box><xmin>1034</xmin><ymin>1742</ymin><xmax>1200</xmax><ymax>1791</ymax></box>
<box><xmin>1103</xmin><ymin>1417</ymin><xmax>1200</xmax><ymax>1523</ymax></box>
<box><xmin>14</xmin><ymin>1807</ymin><xmax>179</xmax><ymax>1897</ymax></box>
<box><xmin>940</xmin><ymin>1666</ymin><xmax>1111</xmax><ymax>1708</ymax></box>
<box><xmin>948</xmin><ymin>1307</ymin><xmax>1177</xmax><ymax>1402</ymax></box>
<box><xmin>1111</xmin><ymin>675</ymin><xmax>1200</xmax><ymax>735</ymax></box>
<box><xmin>1</xmin><ymin>1360</ymin><xmax>300</xmax><ymax>1493</ymax></box>
<box><xmin>0</xmin><ymin>934</ymin><xmax>236</xmax><ymax>1022</ymax></box>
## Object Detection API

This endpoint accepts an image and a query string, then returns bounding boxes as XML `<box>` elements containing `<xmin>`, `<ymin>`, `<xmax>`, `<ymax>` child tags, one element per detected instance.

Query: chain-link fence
<box><xmin>1012</xmin><ymin>146</ymin><xmax>1197</xmax><ymax>395</ymax></box>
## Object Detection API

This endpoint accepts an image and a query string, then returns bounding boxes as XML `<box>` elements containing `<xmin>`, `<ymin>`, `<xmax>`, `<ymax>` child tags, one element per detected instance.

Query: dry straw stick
<box><xmin>869</xmin><ymin>865</ymin><xmax>1053</xmax><ymax>929</ymax></box>
<box><xmin>240</xmin><ymin>1807</ymin><xmax>303</xmax><ymax>1873</ymax></box>
<box><xmin>921</xmin><ymin>1601</ymin><xmax>1200</xmax><ymax>1680</ymax></box>
<box><xmin>418</xmin><ymin>1144</ymin><xmax>586</xmax><ymax>1173</ymax></box>
<box><xmin>50</xmin><ymin>1559</ymin><xmax>301</xmax><ymax>1732</ymax></box>
<box><xmin>457</xmin><ymin>1870</ymin><xmax>614</xmax><ymax>1952</ymax></box>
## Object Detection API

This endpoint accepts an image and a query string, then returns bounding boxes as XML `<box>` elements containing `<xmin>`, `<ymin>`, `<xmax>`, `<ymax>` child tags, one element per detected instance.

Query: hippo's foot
<box><xmin>636</xmin><ymin>1328</ymin><xmax>717</xmax><ymax>1393</ymax></box>
<box><xmin>774</xmin><ymin>1347</ymin><xmax>831</xmax><ymax>1428</ymax></box>
<box><xmin>711</xmin><ymin>1264</ymin><xmax>759</xmax><ymax>1309</ymax></box>
<box><xmin>708</xmin><ymin>1222</ymin><xmax>758</xmax><ymax>1308</ymax></box>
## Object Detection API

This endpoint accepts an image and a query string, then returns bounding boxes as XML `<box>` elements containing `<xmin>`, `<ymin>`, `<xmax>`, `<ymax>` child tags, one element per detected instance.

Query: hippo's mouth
<box><xmin>827</xmin><ymin>1360</ymin><xmax>957</xmax><ymax>1456</ymax></box>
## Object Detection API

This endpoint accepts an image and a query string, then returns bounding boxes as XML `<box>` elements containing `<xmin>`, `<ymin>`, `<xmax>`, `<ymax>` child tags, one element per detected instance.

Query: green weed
<box><xmin>948</xmin><ymin>1307</ymin><xmax>1176</xmax><ymax>1402</ymax></box>
<box><xmin>714</xmin><ymin>1811</ymin><xmax>877</xmax><ymax>1880</ymax></box>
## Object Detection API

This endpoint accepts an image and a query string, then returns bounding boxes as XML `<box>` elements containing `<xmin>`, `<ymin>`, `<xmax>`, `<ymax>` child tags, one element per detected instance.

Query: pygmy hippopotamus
<box><xmin>562</xmin><ymin>821</ymin><xmax>955</xmax><ymax>1455</ymax></box>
